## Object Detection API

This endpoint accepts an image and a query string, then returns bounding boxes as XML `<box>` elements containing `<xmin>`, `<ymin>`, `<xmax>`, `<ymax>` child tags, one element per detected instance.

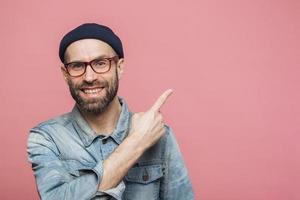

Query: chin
<box><xmin>80</xmin><ymin>100</ymin><xmax>110</xmax><ymax>115</ymax></box>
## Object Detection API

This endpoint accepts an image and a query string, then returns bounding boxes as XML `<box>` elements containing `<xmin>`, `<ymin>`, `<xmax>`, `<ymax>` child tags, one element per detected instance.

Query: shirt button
<box><xmin>142</xmin><ymin>174</ymin><xmax>149</xmax><ymax>181</ymax></box>
<box><xmin>102</xmin><ymin>139</ymin><xmax>107</xmax><ymax>144</ymax></box>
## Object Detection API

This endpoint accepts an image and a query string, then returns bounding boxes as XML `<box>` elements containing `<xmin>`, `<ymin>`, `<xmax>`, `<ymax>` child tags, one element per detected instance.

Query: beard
<box><xmin>67</xmin><ymin>71</ymin><xmax>119</xmax><ymax>115</ymax></box>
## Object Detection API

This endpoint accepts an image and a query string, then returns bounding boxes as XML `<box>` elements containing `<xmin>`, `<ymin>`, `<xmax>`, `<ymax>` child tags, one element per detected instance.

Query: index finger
<box><xmin>150</xmin><ymin>89</ymin><xmax>173</xmax><ymax>112</ymax></box>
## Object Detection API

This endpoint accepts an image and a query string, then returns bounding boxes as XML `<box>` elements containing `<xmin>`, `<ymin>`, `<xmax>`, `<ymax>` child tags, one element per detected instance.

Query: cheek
<box><xmin>109</xmin><ymin>72</ymin><xmax>119</xmax><ymax>86</ymax></box>
<box><xmin>67</xmin><ymin>78</ymin><xmax>81</xmax><ymax>89</ymax></box>
<box><xmin>102</xmin><ymin>70</ymin><xmax>118</xmax><ymax>84</ymax></box>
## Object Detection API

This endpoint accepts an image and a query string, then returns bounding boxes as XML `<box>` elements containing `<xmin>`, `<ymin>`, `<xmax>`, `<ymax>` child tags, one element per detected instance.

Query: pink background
<box><xmin>0</xmin><ymin>0</ymin><xmax>299</xmax><ymax>199</ymax></box>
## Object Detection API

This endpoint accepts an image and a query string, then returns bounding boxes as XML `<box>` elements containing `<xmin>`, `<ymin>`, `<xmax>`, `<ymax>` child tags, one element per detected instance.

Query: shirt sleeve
<box><xmin>93</xmin><ymin>181</ymin><xmax>125</xmax><ymax>200</ymax></box>
<box><xmin>27</xmin><ymin>127</ymin><xmax>125</xmax><ymax>200</ymax></box>
<box><xmin>160</xmin><ymin>126</ymin><xmax>195</xmax><ymax>200</ymax></box>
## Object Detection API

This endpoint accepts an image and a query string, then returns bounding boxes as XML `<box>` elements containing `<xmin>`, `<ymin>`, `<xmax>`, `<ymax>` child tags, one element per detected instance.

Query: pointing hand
<box><xmin>130</xmin><ymin>89</ymin><xmax>173</xmax><ymax>149</ymax></box>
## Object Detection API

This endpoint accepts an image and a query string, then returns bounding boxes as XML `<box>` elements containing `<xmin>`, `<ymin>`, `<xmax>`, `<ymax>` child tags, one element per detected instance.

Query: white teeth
<box><xmin>83</xmin><ymin>88</ymin><xmax>102</xmax><ymax>94</ymax></box>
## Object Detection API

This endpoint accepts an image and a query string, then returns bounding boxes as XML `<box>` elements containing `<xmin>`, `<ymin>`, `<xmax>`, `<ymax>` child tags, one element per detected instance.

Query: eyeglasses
<box><xmin>64</xmin><ymin>56</ymin><xmax>118</xmax><ymax>77</ymax></box>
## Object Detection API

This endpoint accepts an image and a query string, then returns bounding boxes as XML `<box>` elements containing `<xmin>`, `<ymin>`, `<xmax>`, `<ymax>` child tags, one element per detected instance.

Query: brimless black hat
<box><xmin>59</xmin><ymin>23</ymin><xmax>124</xmax><ymax>63</ymax></box>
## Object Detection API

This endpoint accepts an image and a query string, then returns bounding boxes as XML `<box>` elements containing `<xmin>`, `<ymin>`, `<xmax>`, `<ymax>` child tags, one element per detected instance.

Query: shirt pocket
<box><xmin>124</xmin><ymin>164</ymin><xmax>163</xmax><ymax>200</ymax></box>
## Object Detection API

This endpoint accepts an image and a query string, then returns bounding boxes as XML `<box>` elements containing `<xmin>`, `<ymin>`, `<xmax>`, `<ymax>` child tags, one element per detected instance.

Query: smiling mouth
<box><xmin>81</xmin><ymin>87</ymin><xmax>104</xmax><ymax>95</ymax></box>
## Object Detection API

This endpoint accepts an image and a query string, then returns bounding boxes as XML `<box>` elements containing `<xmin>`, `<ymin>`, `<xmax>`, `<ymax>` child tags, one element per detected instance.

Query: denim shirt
<box><xmin>27</xmin><ymin>97</ymin><xmax>194</xmax><ymax>200</ymax></box>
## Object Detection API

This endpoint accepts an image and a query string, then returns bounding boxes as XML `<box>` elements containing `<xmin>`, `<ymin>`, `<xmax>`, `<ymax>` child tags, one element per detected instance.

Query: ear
<box><xmin>60</xmin><ymin>66</ymin><xmax>69</xmax><ymax>83</ymax></box>
<box><xmin>116</xmin><ymin>58</ymin><xmax>124</xmax><ymax>79</ymax></box>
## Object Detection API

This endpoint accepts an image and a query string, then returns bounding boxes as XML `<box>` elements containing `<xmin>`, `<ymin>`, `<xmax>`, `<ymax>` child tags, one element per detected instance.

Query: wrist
<box><xmin>126</xmin><ymin>131</ymin><xmax>147</xmax><ymax>155</ymax></box>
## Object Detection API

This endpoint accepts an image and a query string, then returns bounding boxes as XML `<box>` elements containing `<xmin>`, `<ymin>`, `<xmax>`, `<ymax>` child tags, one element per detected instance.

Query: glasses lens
<box><xmin>91</xmin><ymin>59</ymin><xmax>110</xmax><ymax>73</ymax></box>
<box><xmin>67</xmin><ymin>62</ymin><xmax>85</xmax><ymax>76</ymax></box>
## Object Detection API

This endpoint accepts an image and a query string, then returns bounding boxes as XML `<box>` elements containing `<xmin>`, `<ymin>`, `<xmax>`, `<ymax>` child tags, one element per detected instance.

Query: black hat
<box><xmin>59</xmin><ymin>23</ymin><xmax>124</xmax><ymax>63</ymax></box>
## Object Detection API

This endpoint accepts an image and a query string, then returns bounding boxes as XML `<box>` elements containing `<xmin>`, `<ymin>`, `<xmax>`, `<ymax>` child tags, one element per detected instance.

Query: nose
<box><xmin>83</xmin><ymin>64</ymin><xmax>97</xmax><ymax>83</ymax></box>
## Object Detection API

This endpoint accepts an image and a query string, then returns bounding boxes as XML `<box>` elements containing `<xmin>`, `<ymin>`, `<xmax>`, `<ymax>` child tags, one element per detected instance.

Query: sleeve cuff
<box><xmin>92</xmin><ymin>161</ymin><xmax>104</xmax><ymax>186</ymax></box>
<box><xmin>95</xmin><ymin>181</ymin><xmax>126</xmax><ymax>200</ymax></box>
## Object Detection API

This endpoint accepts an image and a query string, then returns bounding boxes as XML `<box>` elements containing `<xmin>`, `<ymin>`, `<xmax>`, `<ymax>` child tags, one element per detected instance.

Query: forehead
<box><xmin>64</xmin><ymin>39</ymin><xmax>116</xmax><ymax>62</ymax></box>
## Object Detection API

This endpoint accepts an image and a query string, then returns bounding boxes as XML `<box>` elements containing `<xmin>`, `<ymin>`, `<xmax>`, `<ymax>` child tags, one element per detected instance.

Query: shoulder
<box><xmin>161</xmin><ymin>124</ymin><xmax>176</xmax><ymax>144</ymax></box>
<box><xmin>29</xmin><ymin>112</ymin><xmax>73</xmax><ymax>138</ymax></box>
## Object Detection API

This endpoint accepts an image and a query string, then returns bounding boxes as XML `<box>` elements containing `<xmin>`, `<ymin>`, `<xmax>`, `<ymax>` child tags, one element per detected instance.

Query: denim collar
<box><xmin>71</xmin><ymin>97</ymin><xmax>132</xmax><ymax>147</ymax></box>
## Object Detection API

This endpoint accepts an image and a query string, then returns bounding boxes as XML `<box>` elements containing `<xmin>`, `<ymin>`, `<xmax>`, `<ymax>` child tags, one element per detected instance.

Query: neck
<box><xmin>79</xmin><ymin>97</ymin><xmax>122</xmax><ymax>135</ymax></box>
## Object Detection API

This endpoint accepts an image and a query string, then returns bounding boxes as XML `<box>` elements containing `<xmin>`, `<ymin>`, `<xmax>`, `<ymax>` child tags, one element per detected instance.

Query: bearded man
<box><xmin>27</xmin><ymin>23</ymin><xmax>194</xmax><ymax>200</ymax></box>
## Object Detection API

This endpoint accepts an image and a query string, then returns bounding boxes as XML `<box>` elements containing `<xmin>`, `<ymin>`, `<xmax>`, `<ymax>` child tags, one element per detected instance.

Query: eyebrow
<box><xmin>66</xmin><ymin>54</ymin><xmax>115</xmax><ymax>64</ymax></box>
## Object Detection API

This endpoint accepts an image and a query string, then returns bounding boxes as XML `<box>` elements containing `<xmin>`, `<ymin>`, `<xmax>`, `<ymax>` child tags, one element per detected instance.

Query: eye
<box><xmin>92</xmin><ymin>59</ymin><xmax>108</xmax><ymax>68</ymax></box>
<box><xmin>68</xmin><ymin>62</ymin><xmax>84</xmax><ymax>71</ymax></box>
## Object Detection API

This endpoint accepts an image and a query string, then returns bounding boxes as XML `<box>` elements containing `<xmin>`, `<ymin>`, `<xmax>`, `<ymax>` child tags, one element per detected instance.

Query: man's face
<box><xmin>62</xmin><ymin>39</ymin><xmax>124</xmax><ymax>115</ymax></box>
